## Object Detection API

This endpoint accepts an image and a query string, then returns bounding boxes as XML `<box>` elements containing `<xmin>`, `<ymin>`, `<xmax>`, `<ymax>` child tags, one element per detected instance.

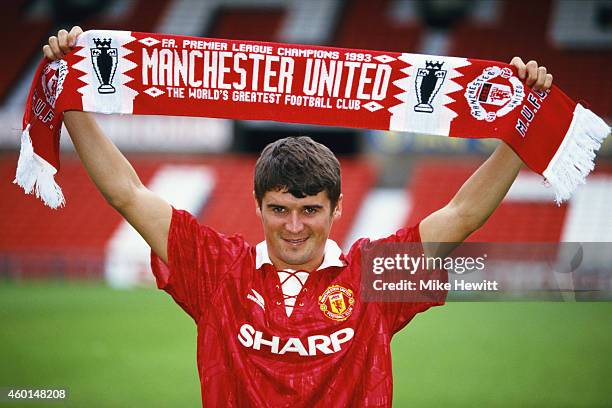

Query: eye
<box><xmin>303</xmin><ymin>207</ymin><xmax>318</xmax><ymax>215</ymax></box>
<box><xmin>271</xmin><ymin>206</ymin><xmax>286</xmax><ymax>214</ymax></box>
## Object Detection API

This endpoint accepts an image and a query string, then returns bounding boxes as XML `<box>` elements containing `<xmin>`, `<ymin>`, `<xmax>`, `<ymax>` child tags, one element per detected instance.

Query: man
<box><xmin>44</xmin><ymin>26</ymin><xmax>553</xmax><ymax>407</ymax></box>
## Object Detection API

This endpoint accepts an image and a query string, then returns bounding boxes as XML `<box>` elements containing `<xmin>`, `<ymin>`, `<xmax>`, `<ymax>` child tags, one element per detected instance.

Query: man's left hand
<box><xmin>509</xmin><ymin>56</ymin><xmax>553</xmax><ymax>91</ymax></box>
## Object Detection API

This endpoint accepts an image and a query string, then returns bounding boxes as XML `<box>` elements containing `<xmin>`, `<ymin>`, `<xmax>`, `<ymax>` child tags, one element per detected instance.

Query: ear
<box><xmin>333</xmin><ymin>194</ymin><xmax>343</xmax><ymax>220</ymax></box>
<box><xmin>253</xmin><ymin>191</ymin><xmax>262</xmax><ymax>218</ymax></box>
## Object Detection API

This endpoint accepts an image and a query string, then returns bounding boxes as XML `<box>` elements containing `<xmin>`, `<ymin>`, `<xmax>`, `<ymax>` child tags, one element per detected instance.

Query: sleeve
<box><xmin>376</xmin><ymin>223</ymin><xmax>447</xmax><ymax>335</ymax></box>
<box><xmin>150</xmin><ymin>207</ymin><xmax>246</xmax><ymax>321</ymax></box>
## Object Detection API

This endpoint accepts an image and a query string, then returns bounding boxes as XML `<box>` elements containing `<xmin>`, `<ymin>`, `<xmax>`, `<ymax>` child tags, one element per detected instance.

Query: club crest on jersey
<box><xmin>319</xmin><ymin>285</ymin><xmax>355</xmax><ymax>321</ymax></box>
<box><xmin>464</xmin><ymin>66</ymin><xmax>525</xmax><ymax>122</ymax></box>
<box><xmin>41</xmin><ymin>60</ymin><xmax>68</xmax><ymax>108</ymax></box>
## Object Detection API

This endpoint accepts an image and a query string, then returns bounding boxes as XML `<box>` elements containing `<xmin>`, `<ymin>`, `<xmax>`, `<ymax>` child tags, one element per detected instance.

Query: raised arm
<box><xmin>45</xmin><ymin>27</ymin><xmax>172</xmax><ymax>263</ymax></box>
<box><xmin>419</xmin><ymin>57</ymin><xmax>553</xmax><ymax>254</ymax></box>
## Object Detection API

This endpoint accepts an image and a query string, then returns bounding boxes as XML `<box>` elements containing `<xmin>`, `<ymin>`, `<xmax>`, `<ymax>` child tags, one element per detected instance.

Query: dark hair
<box><xmin>254</xmin><ymin>136</ymin><xmax>341</xmax><ymax>209</ymax></box>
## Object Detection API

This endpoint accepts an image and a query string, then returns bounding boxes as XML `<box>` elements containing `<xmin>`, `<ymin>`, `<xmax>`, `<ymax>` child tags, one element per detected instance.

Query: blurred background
<box><xmin>1</xmin><ymin>0</ymin><xmax>611</xmax><ymax>407</ymax></box>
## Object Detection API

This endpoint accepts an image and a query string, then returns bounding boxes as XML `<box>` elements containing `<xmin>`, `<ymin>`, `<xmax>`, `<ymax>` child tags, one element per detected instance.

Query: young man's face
<box><xmin>256</xmin><ymin>189</ymin><xmax>342</xmax><ymax>272</ymax></box>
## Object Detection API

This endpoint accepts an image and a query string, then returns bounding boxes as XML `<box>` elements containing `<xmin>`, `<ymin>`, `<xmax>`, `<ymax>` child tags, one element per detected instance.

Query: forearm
<box><xmin>64</xmin><ymin>111</ymin><xmax>143</xmax><ymax>208</ymax></box>
<box><xmin>420</xmin><ymin>56</ymin><xmax>553</xmax><ymax>247</ymax></box>
<box><xmin>450</xmin><ymin>142</ymin><xmax>522</xmax><ymax>231</ymax></box>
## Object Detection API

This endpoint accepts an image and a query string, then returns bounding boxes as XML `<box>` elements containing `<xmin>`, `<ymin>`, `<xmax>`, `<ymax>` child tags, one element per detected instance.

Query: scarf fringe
<box><xmin>13</xmin><ymin>125</ymin><xmax>65</xmax><ymax>209</ymax></box>
<box><xmin>543</xmin><ymin>104</ymin><xmax>611</xmax><ymax>204</ymax></box>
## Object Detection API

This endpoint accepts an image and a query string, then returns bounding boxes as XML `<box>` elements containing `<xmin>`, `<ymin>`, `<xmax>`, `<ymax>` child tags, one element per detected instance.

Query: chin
<box><xmin>280</xmin><ymin>250</ymin><xmax>310</xmax><ymax>267</ymax></box>
<box><xmin>282</xmin><ymin>254</ymin><xmax>308</xmax><ymax>267</ymax></box>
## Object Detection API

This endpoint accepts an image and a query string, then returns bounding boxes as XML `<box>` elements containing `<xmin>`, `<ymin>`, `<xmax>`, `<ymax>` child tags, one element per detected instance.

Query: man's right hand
<box><xmin>43</xmin><ymin>26</ymin><xmax>83</xmax><ymax>60</ymax></box>
<box><xmin>46</xmin><ymin>24</ymin><xmax>173</xmax><ymax>264</ymax></box>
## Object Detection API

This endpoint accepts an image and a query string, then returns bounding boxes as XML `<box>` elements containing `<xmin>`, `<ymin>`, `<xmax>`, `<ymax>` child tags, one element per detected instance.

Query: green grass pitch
<box><xmin>1</xmin><ymin>282</ymin><xmax>610</xmax><ymax>407</ymax></box>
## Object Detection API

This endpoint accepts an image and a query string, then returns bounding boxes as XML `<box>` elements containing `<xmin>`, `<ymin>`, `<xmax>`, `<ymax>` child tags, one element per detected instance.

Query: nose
<box><xmin>285</xmin><ymin>211</ymin><xmax>304</xmax><ymax>234</ymax></box>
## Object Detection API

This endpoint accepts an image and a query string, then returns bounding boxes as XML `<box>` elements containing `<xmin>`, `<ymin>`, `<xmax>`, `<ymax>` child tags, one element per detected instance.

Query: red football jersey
<box><xmin>151</xmin><ymin>208</ymin><xmax>444</xmax><ymax>407</ymax></box>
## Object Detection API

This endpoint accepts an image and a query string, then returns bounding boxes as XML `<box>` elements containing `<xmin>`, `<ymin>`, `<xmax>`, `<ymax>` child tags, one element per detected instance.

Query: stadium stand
<box><xmin>1</xmin><ymin>0</ymin><xmax>173</xmax><ymax>109</ymax></box>
<box><xmin>0</xmin><ymin>154</ymin><xmax>156</xmax><ymax>279</ymax></box>
<box><xmin>1</xmin><ymin>0</ymin><xmax>610</xmax><ymax>282</ymax></box>
<box><xmin>450</xmin><ymin>0</ymin><xmax>612</xmax><ymax>117</ymax></box>
<box><xmin>210</xmin><ymin>7</ymin><xmax>286</xmax><ymax>42</ymax></box>
<box><xmin>78</xmin><ymin>0</ymin><xmax>172</xmax><ymax>33</ymax></box>
<box><xmin>0</xmin><ymin>2</ymin><xmax>54</xmax><ymax>104</ymax></box>
<box><xmin>335</xmin><ymin>0</ymin><xmax>422</xmax><ymax>52</ymax></box>
<box><xmin>0</xmin><ymin>153</ymin><xmax>375</xmax><ymax>279</ymax></box>
<box><xmin>2</xmin><ymin>0</ymin><xmax>610</xmax><ymax>118</ymax></box>
<box><xmin>404</xmin><ymin>159</ymin><xmax>569</xmax><ymax>242</ymax></box>
<box><xmin>158</xmin><ymin>0</ymin><xmax>341</xmax><ymax>44</ymax></box>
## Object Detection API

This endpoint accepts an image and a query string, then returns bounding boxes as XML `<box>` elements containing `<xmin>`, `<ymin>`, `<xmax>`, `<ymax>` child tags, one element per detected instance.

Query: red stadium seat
<box><xmin>1</xmin><ymin>154</ymin><xmax>375</xmax><ymax>279</ymax></box>
<box><xmin>0</xmin><ymin>2</ymin><xmax>53</xmax><ymax>104</ymax></box>
<box><xmin>79</xmin><ymin>0</ymin><xmax>173</xmax><ymax>33</ymax></box>
<box><xmin>0</xmin><ymin>153</ymin><xmax>159</xmax><ymax>279</ymax></box>
<box><xmin>335</xmin><ymin>0</ymin><xmax>422</xmax><ymax>52</ymax></box>
<box><xmin>210</xmin><ymin>7</ymin><xmax>286</xmax><ymax>42</ymax></box>
<box><xmin>404</xmin><ymin>159</ymin><xmax>568</xmax><ymax>242</ymax></box>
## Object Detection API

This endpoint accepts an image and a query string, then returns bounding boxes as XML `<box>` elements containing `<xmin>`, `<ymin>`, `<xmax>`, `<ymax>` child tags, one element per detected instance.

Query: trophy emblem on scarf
<box><xmin>414</xmin><ymin>61</ymin><xmax>447</xmax><ymax>113</ymax></box>
<box><xmin>91</xmin><ymin>38</ymin><xmax>118</xmax><ymax>94</ymax></box>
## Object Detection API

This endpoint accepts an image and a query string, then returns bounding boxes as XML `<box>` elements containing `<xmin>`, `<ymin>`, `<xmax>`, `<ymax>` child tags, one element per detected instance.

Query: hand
<box><xmin>509</xmin><ymin>56</ymin><xmax>553</xmax><ymax>91</ymax></box>
<box><xmin>43</xmin><ymin>26</ymin><xmax>83</xmax><ymax>61</ymax></box>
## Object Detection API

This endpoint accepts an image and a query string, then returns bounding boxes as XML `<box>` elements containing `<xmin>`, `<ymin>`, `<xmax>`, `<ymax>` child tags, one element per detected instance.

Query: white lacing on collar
<box><xmin>277</xmin><ymin>269</ymin><xmax>309</xmax><ymax>317</ymax></box>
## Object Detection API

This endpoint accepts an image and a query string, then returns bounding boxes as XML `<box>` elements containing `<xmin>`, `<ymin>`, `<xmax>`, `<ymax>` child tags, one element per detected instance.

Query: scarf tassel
<box><xmin>13</xmin><ymin>124</ymin><xmax>65</xmax><ymax>209</ymax></box>
<box><xmin>543</xmin><ymin>104</ymin><xmax>611</xmax><ymax>204</ymax></box>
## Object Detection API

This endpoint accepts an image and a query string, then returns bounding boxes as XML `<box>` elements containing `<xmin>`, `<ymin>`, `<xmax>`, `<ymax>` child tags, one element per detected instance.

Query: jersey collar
<box><xmin>255</xmin><ymin>239</ymin><xmax>345</xmax><ymax>270</ymax></box>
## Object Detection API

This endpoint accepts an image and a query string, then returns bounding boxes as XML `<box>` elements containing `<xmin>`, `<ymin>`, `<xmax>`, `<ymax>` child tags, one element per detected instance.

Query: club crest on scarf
<box><xmin>90</xmin><ymin>38</ymin><xmax>118</xmax><ymax>94</ymax></box>
<box><xmin>414</xmin><ymin>61</ymin><xmax>447</xmax><ymax>113</ymax></box>
<box><xmin>41</xmin><ymin>60</ymin><xmax>68</xmax><ymax>108</ymax></box>
<box><xmin>464</xmin><ymin>66</ymin><xmax>525</xmax><ymax>122</ymax></box>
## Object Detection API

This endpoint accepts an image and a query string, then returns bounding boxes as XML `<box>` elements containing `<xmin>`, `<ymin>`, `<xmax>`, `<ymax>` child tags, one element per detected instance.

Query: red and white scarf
<box><xmin>16</xmin><ymin>30</ymin><xmax>610</xmax><ymax>208</ymax></box>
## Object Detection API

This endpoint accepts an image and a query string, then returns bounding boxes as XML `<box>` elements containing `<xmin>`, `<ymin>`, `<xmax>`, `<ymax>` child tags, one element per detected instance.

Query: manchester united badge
<box><xmin>318</xmin><ymin>285</ymin><xmax>355</xmax><ymax>321</ymax></box>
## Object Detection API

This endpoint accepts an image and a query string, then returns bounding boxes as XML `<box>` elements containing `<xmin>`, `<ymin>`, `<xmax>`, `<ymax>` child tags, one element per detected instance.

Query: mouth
<box><xmin>282</xmin><ymin>237</ymin><xmax>309</xmax><ymax>247</ymax></box>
